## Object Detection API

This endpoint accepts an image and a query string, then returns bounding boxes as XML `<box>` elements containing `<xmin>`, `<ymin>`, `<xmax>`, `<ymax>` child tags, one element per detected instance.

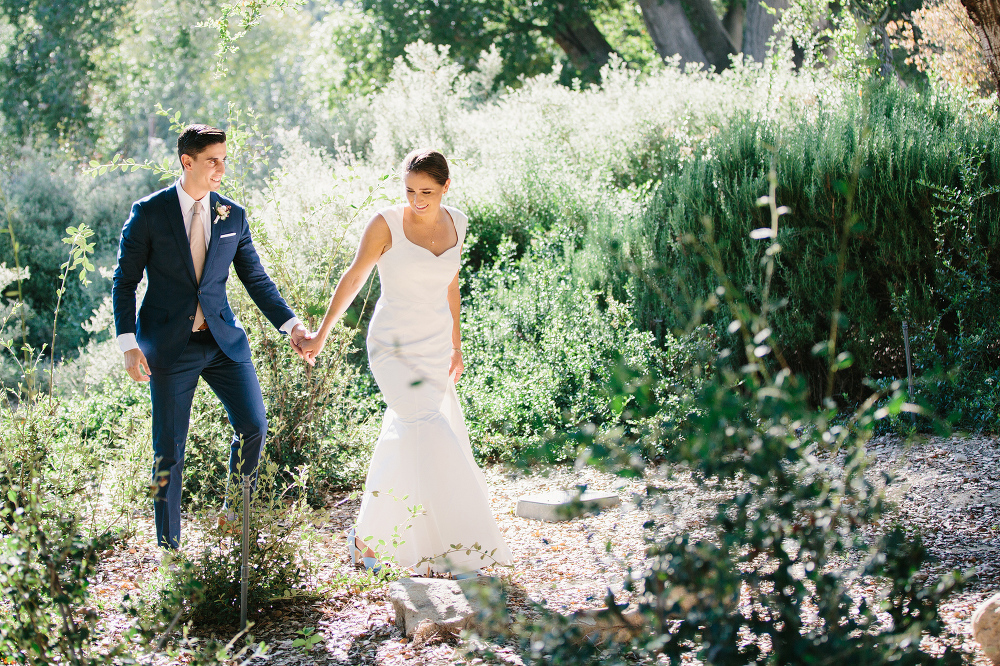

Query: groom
<box><xmin>113</xmin><ymin>124</ymin><xmax>308</xmax><ymax>550</ymax></box>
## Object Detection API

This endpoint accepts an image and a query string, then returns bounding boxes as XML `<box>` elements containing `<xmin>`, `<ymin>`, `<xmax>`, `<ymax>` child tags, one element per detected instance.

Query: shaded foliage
<box><xmin>588</xmin><ymin>81</ymin><xmax>1000</xmax><ymax>407</ymax></box>
<box><xmin>0</xmin><ymin>0</ymin><xmax>131</xmax><ymax>145</ymax></box>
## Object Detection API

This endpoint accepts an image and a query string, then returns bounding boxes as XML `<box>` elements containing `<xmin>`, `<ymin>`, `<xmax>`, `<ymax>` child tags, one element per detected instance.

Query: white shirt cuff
<box><xmin>279</xmin><ymin>317</ymin><xmax>301</xmax><ymax>334</ymax></box>
<box><xmin>117</xmin><ymin>333</ymin><xmax>139</xmax><ymax>353</ymax></box>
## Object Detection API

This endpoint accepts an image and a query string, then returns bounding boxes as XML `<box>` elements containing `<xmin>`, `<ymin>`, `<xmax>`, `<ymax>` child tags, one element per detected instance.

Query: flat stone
<box><xmin>972</xmin><ymin>591</ymin><xmax>1000</xmax><ymax>665</ymax></box>
<box><xmin>515</xmin><ymin>490</ymin><xmax>621</xmax><ymax>522</ymax></box>
<box><xmin>571</xmin><ymin>604</ymin><xmax>646</xmax><ymax>644</ymax></box>
<box><xmin>389</xmin><ymin>577</ymin><xmax>509</xmax><ymax>638</ymax></box>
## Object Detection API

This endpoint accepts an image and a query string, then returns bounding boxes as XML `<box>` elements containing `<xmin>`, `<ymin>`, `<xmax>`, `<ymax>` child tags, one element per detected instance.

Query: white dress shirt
<box><xmin>117</xmin><ymin>181</ymin><xmax>300</xmax><ymax>353</ymax></box>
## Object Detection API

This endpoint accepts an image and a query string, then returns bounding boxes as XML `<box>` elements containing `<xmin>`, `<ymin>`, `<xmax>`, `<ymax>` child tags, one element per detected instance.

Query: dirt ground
<box><xmin>86</xmin><ymin>433</ymin><xmax>999</xmax><ymax>665</ymax></box>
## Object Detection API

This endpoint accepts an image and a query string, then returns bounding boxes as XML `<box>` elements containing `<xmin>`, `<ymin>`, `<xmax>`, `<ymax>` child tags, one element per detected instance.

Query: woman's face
<box><xmin>404</xmin><ymin>170</ymin><xmax>450</xmax><ymax>217</ymax></box>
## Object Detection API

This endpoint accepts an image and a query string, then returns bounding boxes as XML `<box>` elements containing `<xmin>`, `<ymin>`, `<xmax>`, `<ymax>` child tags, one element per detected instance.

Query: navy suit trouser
<box><xmin>149</xmin><ymin>330</ymin><xmax>267</xmax><ymax>549</ymax></box>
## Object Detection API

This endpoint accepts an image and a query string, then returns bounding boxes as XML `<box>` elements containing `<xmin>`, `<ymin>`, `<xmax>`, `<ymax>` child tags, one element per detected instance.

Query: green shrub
<box><xmin>144</xmin><ymin>458</ymin><xmax>322</xmax><ymax>628</ymax></box>
<box><xmin>905</xmin><ymin>145</ymin><xmax>1000</xmax><ymax>430</ymax></box>
<box><xmin>0</xmin><ymin>477</ymin><xmax>119</xmax><ymax>666</ymax></box>
<box><xmin>584</xmin><ymin>81</ymin><xmax>1000</xmax><ymax>406</ymax></box>
<box><xmin>0</xmin><ymin>151</ymin><xmax>152</xmax><ymax>361</ymax></box>
<box><xmin>0</xmin><ymin>367</ymin><xmax>242</xmax><ymax>664</ymax></box>
<box><xmin>460</xmin><ymin>234</ymin><xmax>711</xmax><ymax>462</ymax></box>
<box><xmin>0</xmin><ymin>456</ymin><xmax>264</xmax><ymax>665</ymax></box>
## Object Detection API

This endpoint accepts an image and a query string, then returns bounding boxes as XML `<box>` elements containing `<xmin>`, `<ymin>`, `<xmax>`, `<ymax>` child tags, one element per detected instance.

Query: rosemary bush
<box><xmin>582</xmin><ymin>80</ymin><xmax>1000</xmax><ymax>407</ymax></box>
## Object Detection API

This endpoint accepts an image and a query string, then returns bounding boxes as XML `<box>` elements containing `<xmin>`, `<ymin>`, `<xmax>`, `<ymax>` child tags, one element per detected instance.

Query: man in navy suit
<box><xmin>113</xmin><ymin>124</ymin><xmax>308</xmax><ymax>550</ymax></box>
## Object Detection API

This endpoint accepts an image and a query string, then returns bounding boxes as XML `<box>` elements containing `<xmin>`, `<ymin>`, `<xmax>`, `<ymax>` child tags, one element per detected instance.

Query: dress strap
<box><xmin>379</xmin><ymin>205</ymin><xmax>405</xmax><ymax>247</ymax></box>
<box><xmin>446</xmin><ymin>206</ymin><xmax>469</xmax><ymax>248</ymax></box>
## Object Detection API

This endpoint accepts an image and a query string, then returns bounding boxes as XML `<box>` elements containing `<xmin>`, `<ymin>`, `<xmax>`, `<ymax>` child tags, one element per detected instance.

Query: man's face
<box><xmin>181</xmin><ymin>142</ymin><xmax>227</xmax><ymax>193</ymax></box>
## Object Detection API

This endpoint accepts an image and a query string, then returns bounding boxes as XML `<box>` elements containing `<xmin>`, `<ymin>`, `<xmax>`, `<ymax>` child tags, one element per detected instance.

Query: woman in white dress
<box><xmin>300</xmin><ymin>149</ymin><xmax>513</xmax><ymax>577</ymax></box>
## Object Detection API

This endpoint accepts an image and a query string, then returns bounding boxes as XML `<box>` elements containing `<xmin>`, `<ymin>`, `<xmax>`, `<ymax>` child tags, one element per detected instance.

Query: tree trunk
<box><xmin>743</xmin><ymin>0</ymin><xmax>789</xmax><ymax>63</ymax></box>
<box><xmin>723</xmin><ymin>0</ymin><xmax>746</xmax><ymax>52</ymax></box>
<box><xmin>638</xmin><ymin>0</ymin><xmax>735</xmax><ymax>71</ymax></box>
<box><xmin>637</xmin><ymin>0</ymin><xmax>708</xmax><ymax>67</ymax></box>
<box><xmin>685</xmin><ymin>0</ymin><xmax>739</xmax><ymax>70</ymax></box>
<box><xmin>960</xmin><ymin>0</ymin><xmax>1000</xmax><ymax>94</ymax></box>
<box><xmin>550</xmin><ymin>5</ymin><xmax>616</xmax><ymax>75</ymax></box>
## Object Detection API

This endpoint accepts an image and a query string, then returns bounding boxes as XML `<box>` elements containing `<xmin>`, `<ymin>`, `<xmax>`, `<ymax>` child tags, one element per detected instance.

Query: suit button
<box><xmin>189</xmin><ymin>315</ymin><xmax>195</xmax><ymax>320</ymax></box>
<box><xmin>197</xmin><ymin>290</ymin><xmax>202</xmax><ymax>295</ymax></box>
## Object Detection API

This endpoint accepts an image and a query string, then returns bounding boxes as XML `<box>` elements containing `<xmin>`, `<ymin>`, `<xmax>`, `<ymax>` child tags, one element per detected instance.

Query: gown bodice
<box><xmin>375</xmin><ymin>204</ymin><xmax>466</xmax><ymax>301</ymax></box>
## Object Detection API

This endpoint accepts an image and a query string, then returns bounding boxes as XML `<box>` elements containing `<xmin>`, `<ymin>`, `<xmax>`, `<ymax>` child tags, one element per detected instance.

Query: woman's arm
<box><xmin>300</xmin><ymin>213</ymin><xmax>391</xmax><ymax>365</ymax></box>
<box><xmin>447</xmin><ymin>270</ymin><xmax>463</xmax><ymax>382</ymax></box>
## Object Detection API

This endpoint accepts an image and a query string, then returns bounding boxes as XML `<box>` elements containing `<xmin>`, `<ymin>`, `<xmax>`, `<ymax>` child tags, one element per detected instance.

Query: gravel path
<box><xmin>86</xmin><ymin>434</ymin><xmax>999</xmax><ymax>664</ymax></box>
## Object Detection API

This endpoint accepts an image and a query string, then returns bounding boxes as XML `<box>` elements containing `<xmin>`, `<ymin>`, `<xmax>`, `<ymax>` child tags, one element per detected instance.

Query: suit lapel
<box><xmin>164</xmin><ymin>186</ymin><xmax>198</xmax><ymax>285</ymax></box>
<box><xmin>202</xmin><ymin>192</ymin><xmax>224</xmax><ymax>276</ymax></box>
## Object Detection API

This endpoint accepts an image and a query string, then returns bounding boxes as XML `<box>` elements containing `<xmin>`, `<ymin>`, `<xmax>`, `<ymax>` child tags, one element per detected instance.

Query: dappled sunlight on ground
<box><xmin>80</xmin><ymin>435</ymin><xmax>998</xmax><ymax>664</ymax></box>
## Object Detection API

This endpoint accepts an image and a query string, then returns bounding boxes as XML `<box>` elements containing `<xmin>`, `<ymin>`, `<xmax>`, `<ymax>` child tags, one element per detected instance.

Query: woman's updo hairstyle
<box><xmin>402</xmin><ymin>149</ymin><xmax>449</xmax><ymax>186</ymax></box>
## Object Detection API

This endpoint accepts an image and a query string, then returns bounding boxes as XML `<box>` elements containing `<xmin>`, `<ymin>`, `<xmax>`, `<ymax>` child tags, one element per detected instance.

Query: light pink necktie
<box><xmin>190</xmin><ymin>201</ymin><xmax>206</xmax><ymax>331</ymax></box>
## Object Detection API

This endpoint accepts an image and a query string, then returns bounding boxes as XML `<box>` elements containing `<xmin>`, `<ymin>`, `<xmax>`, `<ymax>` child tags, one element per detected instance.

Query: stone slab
<box><xmin>572</xmin><ymin>604</ymin><xmax>646</xmax><ymax>644</ymax></box>
<box><xmin>515</xmin><ymin>490</ymin><xmax>621</xmax><ymax>522</ymax></box>
<box><xmin>389</xmin><ymin>576</ymin><xmax>509</xmax><ymax>638</ymax></box>
<box><xmin>972</xmin><ymin>591</ymin><xmax>1000</xmax><ymax>665</ymax></box>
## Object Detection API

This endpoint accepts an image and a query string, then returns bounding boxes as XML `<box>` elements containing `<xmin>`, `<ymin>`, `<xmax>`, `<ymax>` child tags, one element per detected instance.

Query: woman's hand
<box><xmin>449</xmin><ymin>348</ymin><xmax>464</xmax><ymax>383</ymax></box>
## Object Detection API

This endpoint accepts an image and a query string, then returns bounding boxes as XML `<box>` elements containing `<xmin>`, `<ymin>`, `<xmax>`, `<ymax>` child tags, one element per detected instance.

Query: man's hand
<box><xmin>124</xmin><ymin>348</ymin><xmax>151</xmax><ymax>382</ymax></box>
<box><xmin>289</xmin><ymin>323</ymin><xmax>309</xmax><ymax>359</ymax></box>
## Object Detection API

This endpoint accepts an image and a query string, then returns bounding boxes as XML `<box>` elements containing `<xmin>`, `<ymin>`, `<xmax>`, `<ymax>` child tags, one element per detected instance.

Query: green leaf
<box><xmin>833</xmin><ymin>352</ymin><xmax>854</xmax><ymax>370</ymax></box>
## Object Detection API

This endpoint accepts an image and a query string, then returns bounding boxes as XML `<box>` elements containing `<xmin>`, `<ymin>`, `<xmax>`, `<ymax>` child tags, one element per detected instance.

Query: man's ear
<box><xmin>180</xmin><ymin>154</ymin><xmax>192</xmax><ymax>171</ymax></box>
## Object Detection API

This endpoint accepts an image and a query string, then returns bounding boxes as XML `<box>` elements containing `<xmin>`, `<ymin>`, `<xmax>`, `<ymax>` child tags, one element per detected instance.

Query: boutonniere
<box><xmin>214</xmin><ymin>202</ymin><xmax>231</xmax><ymax>223</ymax></box>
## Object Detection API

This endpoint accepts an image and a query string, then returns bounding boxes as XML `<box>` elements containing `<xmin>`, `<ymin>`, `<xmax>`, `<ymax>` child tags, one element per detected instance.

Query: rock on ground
<box><xmin>389</xmin><ymin>577</ymin><xmax>509</xmax><ymax>638</ymax></box>
<box><xmin>571</xmin><ymin>604</ymin><xmax>646</xmax><ymax>644</ymax></box>
<box><xmin>973</xmin><ymin>592</ymin><xmax>1000</xmax><ymax>665</ymax></box>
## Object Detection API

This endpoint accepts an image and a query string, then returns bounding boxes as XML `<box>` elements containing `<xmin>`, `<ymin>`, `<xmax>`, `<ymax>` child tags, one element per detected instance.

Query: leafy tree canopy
<box><xmin>0</xmin><ymin>0</ymin><xmax>131</xmax><ymax>145</ymax></box>
<box><xmin>358</xmin><ymin>0</ymin><xmax>623</xmax><ymax>85</ymax></box>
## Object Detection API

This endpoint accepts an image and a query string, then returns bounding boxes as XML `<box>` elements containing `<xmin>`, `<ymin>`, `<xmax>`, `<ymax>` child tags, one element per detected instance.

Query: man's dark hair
<box><xmin>177</xmin><ymin>124</ymin><xmax>226</xmax><ymax>162</ymax></box>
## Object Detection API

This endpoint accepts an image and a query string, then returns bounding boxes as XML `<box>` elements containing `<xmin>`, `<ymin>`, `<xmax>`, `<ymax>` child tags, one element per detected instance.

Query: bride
<box><xmin>300</xmin><ymin>149</ymin><xmax>513</xmax><ymax>577</ymax></box>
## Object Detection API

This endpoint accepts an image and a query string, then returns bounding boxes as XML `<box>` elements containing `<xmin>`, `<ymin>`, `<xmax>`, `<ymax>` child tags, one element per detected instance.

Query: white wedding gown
<box><xmin>355</xmin><ymin>203</ymin><xmax>513</xmax><ymax>575</ymax></box>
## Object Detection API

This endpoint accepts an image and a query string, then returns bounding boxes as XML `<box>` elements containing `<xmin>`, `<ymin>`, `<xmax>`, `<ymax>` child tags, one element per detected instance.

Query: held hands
<box><xmin>298</xmin><ymin>332</ymin><xmax>326</xmax><ymax>367</ymax></box>
<box><xmin>124</xmin><ymin>348</ymin><xmax>151</xmax><ymax>382</ymax></box>
<box><xmin>290</xmin><ymin>323</ymin><xmax>326</xmax><ymax>365</ymax></box>
<box><xmin>288</xmin><ymin>323</ymin><xmax>310</xmax><ymax>360</ymax></box>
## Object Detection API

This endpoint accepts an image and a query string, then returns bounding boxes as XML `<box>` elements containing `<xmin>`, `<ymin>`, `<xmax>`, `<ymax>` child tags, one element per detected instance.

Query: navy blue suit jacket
<box><xmin>112</xmin><ymin>185</ymin><xmax>294</xmax><ymax>369</ymax></box>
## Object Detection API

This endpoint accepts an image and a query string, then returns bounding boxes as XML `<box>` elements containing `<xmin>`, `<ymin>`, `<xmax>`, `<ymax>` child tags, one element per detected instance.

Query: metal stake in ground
<box><xmin>240</xmin><ymin>473</ymin><xmax>250</xmax><ymax>632</ymax></box>
<box><xmin>902</xmin><ymin>321</ymin><xmax>916</xmax><ymax>425</ymax></box>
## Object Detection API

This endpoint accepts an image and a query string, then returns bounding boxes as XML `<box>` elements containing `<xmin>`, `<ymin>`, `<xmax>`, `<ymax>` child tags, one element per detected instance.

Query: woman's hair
<box><xmin>402</xmin><ymin>149</ymin><xmax>449</xmax><ymax>185</ymax></box>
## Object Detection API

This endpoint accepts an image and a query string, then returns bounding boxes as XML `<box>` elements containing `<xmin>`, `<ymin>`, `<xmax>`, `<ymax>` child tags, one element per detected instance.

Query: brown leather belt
<box><xmin>190</xmin><ymin>326</ymin><xmax>213</xmax><ymax>342</ymax></box>
<box><xmin>196</xmin><ymin>322</ymin><xmax>209</xmax><ymax>331</ymax></box>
